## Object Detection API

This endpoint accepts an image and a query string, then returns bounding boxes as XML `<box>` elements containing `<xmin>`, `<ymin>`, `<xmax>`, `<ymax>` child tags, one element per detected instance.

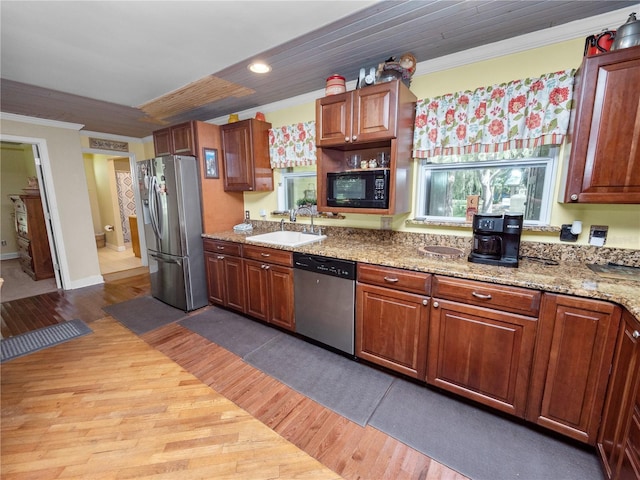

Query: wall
<box><xmin>0</xmin><ymin>117</ymin><xmax>103</xmax><ymax>288</ymax></box>
<box><xmin>243</xmin><ymin>37</ymin><xmax>639</xmax><ymax>250</ymax></box>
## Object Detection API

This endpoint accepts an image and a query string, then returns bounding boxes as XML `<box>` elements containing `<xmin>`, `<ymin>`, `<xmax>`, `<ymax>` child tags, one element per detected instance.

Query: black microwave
<box><xmin>326</xmin><ymin>169</ymin><xmax>390</xmax><ymax>209</ymax></box>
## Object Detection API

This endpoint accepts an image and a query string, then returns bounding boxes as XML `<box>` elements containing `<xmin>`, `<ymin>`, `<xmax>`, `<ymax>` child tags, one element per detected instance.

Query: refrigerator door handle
<box><xmin>149</xmin><ymin>253</ymin><xmax>182</xmax><ymax>266</ymax></box>
<box><xmin>148</xmin><ymin>175</ymin><xmax>162</xmax><ymax>240</ymax></box>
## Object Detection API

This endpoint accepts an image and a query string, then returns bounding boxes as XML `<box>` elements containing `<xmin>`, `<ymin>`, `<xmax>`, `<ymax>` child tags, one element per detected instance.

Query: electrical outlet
<box><xmin>559</xmin><ymin>224</ymin><xmax>578</xmax><ymax>242</ymax></box>
<box><xmin>244</xmin><ymin>210</ymin><xmax>250</xmax><ymax>220</ymax></box>
<box><xmin>589</xmin><ymin>225</ymin><xmax>608</xmax><ymax>247</ymax></box>
<box><xmin>1</xmin><ymin>240</ymin><xmax>7</xmax><ymax>246</ymax></box>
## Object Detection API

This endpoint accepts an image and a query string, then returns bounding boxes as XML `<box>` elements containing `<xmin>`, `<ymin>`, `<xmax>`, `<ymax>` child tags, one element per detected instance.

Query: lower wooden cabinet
<box><xmin>526</xmin><ymin>294</ymin><xmax>621</xmax><ymax>444</ymax></box>
<box><xmin>243</xmin><ymin>245</ymin><xmax>294</xmax><ymax>331</ymax></box>
<box><xmin>598</xmin><ymin>309</ymin><xmax>640</xmax><ymax>479</ymax></box>
<box><xmin>427</xmin><ymin>298</ymin><xmax>537</xmax><ymax>417</ymax></box>
<box><xmin>356</xmin><ymin>283</ymin><xmax>429</xmax><ymax>379</ymax></box>
<box><xmin>203</xmin><ymin>239</ymin><xmax>245</xmax><ymax>313</ymax></box>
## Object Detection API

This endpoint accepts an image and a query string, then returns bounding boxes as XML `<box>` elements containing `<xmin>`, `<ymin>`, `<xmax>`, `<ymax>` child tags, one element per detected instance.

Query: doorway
<box><xmin>83</xmin><ymin>152</ymin><xmax>145</xmax><ymax>278</ymax></box>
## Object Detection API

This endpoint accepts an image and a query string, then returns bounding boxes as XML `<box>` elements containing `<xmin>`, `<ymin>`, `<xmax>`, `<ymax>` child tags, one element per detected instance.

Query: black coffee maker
<box><xmin>468</xmin><ymin>213</ymin><xmax>523</xmax><ymax>268</ymax></box>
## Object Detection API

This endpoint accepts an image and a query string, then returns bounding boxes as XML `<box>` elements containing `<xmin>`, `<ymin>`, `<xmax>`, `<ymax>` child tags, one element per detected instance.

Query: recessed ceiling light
<box><xmin>248</xmin><ymin>62</ymin><xmax>271</xmax><ymax>74</ymax></box>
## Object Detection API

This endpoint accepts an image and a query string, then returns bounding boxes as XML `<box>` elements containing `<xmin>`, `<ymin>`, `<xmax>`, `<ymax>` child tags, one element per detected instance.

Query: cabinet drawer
<box><xmin>433</xmin><ymin>275</ymin><xmax>540</xmax><ymax>316</ymax></box>
<box><xmin>358</xmin><ymin>264</ymin><xmax>431</xmax><ymax>295</ymax></box>
<box><xmin>243</xmin><ymin>245</ymin><xmax>292</xmax><ymax>267</ymax></box>
<box><xmin>203</xmin><ymin>239</ymin><xmax>242</xmax><ymax>257</ymax></box>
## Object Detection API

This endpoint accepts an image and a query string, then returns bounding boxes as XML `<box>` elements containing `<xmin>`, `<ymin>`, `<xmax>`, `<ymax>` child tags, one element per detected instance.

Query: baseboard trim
<box><xmin>1</xmin><ymin>253</ymin><xmax>20</xmax><ymax>261</ymax></box>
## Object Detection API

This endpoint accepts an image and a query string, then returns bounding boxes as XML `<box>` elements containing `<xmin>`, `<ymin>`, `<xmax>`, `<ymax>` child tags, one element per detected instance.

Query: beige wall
<box><xmin>1</xmin><ymin>118</ymin><xmax>102</xmax><ymax>288</ymax></box>
<box><xmin>245</xmin><ymin>38</ymin><xmax>640</xmax><ymax>250</ymax></box>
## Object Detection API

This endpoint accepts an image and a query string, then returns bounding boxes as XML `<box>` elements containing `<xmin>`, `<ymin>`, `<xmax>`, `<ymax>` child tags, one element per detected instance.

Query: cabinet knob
<box><xmin>422</xmin><ymin>299</ymin><xmax>429</xmax><ymax>306</ymax></box>
<box><xmin>433</xmin><ymin>301</ymin><xmax>439</xmax><ymax>308</ymax></box>
<box><xmin>217</xmin><ymin>255</ymin><xmax>224</xmax><ymax>260</ymax></box>
<box><xmin>633</xmin><ymin>331</ymin><xmax>640</xmax><ymax>339</ymax></box>
<box><xmin>261</xmin><ymin>264</ymin><xmax>270</xmax><ymax>270</ymax></box>
<box><xmin>345</xmin><ymin>136</ymin><xmax>350</xmax><ymax>142</ymax></box>
<box><xmin>352</xmin><ymin>135</ymin><xmax>357</xmax><ymax>141</ymax></box>
<box><xmin>570</xmin><ymin>193</ymin><xmax>578</xmax><ymax>201</ymax></box>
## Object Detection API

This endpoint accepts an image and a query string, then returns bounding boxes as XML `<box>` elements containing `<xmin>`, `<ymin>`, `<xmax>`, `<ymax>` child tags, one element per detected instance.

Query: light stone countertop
<box><xmin>204</xmin><ymin>226</ymin><xmax>640</xmax><ymax>321</ymax></box>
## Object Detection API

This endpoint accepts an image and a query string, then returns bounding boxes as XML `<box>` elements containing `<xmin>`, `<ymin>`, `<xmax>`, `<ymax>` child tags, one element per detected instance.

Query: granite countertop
<box><xmin>204</xmin><ymin>227</ymin><xmax>640</xmax><ymax>320</ymax></box>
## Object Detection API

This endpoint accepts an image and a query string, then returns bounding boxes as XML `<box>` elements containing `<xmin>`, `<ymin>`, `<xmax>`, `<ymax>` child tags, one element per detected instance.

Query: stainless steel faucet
<box><xmin>289</xmin><ymin>206</ymin><xmax>321</xmax><ymax>235</ymax></box>
<box><xmin>280</xmin><ymin>218</ymin><xmax>285</xmax><ymax>231</ymax></box>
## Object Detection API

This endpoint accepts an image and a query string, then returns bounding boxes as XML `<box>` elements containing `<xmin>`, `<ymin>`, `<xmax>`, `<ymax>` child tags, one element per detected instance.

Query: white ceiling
<box><xmin>1</xmin><ymin>1</ymin><xmax>638</xmax><ymax>138</ymax></box>
<box><xmin>1</xmin><ymin>0</ymin><xmax>376</xmax><ymax>106</ymax></box>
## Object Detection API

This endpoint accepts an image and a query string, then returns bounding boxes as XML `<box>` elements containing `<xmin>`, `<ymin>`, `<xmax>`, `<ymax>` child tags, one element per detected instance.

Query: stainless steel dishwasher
<box><xmin>293</xmin><ymin>252</ymin><xmax>356</xmax><ymax>355</ymax></box>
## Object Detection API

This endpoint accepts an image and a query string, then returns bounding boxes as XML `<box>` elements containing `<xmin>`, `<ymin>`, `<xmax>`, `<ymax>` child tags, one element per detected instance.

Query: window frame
<box><xmin>277</xmin><ymin>169</ymin><xmax>317</xmax><ymax>212</ymax></box>
<box><xmin>415</xmin><ymin>148</ymin><xmax>558</xmax><ymax>226</ymax></box>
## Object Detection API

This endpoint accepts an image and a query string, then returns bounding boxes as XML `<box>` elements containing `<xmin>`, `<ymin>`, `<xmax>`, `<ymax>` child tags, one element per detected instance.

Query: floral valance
<box><xmin>412</xmin><ymin>69</ymin><xmax>575</xmax><ymax>159</ymax></box>
<box><xmin>269</xmin><ymin>121</ymin><xmax>316</xmax><ymax>168</ymax></box>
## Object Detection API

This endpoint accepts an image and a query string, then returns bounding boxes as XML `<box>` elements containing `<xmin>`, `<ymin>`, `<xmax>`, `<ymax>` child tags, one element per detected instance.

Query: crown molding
<box><xmin>0</xmin><ymin>112</ymin><xmax>84</xmax><ymax>130</ymax></box>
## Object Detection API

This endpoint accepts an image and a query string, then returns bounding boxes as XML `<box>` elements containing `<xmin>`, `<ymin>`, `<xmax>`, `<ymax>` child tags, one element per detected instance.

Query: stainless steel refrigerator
<box><xmin>136</xmin><ymin>155</ymin><xmax>207</xmax><ymax>311</ymax></box>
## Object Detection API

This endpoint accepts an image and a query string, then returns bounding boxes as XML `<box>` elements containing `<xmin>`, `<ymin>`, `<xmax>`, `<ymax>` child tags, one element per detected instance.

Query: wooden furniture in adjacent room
<box><xmin>128</xmin><ymin>215</ymin><xmax>140</xmax><ymax>258</ymax></box>
<box><xmin>11</xmin><ymin>194</ymin><xmax>54</xmax><ymax>280</ymax></box>
<box><xmin>220</xmin><ymin>118</ymin><xmax>273</xmax><ymax>192</ymax></box>
<box><xmin>563</xmin><ymin>45</ymin><xmax>640</xmax><ymax>204</ymax></box>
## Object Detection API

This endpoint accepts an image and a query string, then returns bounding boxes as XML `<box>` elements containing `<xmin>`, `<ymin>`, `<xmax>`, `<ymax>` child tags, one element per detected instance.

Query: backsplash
<box><xmin>250</xmin><ymin>220</ymin><xmax>640</xmax><ymax>267</ymax></box>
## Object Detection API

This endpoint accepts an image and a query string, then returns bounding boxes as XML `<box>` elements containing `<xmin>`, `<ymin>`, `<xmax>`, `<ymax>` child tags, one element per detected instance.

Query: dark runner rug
<box><xmin>369</xmin><ymin>378</ymin><xmax>602</xmax><ymax>480</ymax></box>
<box><xmin>1</xmin><ymin>319</ymin><xmax>92</xmax><ymax>363</ymax></box>
<box><xmin>180</xmin><ymin>308</ymin><xmax>394</xmax><ymax>426</ymax></box>
<box><xmin>103</xmin><ymin>296</ymin><xmax>188</xmax><ymax>335</ymax></box>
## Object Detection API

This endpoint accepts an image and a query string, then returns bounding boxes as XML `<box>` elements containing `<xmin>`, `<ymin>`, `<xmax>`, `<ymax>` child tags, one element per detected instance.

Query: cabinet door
<box><xmin>527</xmin><ymin>294</ymin><xmax>621</xmax><ymax>444</ymax></box>
<box><xmin>356</xmin><ymin>283</ymin><xmax>429</xmax><ymax>379</ymax></box>
<box><xmin>204</xmin><ymin>252</ymin><xmax>225</xmax><ymax>305</ymax></box>
<box><xmin>153</xmin><ymin>128</ymin><xmax>172</xmax><ymax>156</ymax></box>
<box><xmin>221</xmin><ymin>122</ymin><xmax>253</xmax><ymax>191</ymax></box>
<box><xmin>244</xmin><ymin>258</ymin><xmax>269</xmax><ymax>322</ymax></box>
<box><xmin>224</xmin><ymin>255</ymin><xmax>245</xmax><ymax>314</ymax></box>
<box><xmin>171</xmin><ymin>122</ymin><xmax>196</xmax><ymax>155</ymax></box>
<box><xmin>266</xmin><ymin>265</ymin><xmax>294</xmax><ymax>331</ymax></box>
<box><xmin>564</xmin><ymin>46</ymin><xmax>640</xmax><ymax>203</ymax></box>
<box><xmin>598</xmin><ymin>310</ymin><xmax>640</xmax><ymax>479</ymax></box>
<box><xmin>428</xmin><ymin>299</ymin><xmax>537</xmax><ymax>417</ymax></box>
<box><xmin>316</xmin><ymin>92</ymin><xmax>352</xmax><ymax>146</ymax></box>
<box><xmin>353</xmin><ymin>82</ymin><xmax>397</xmax><ymax>142</ymax></box>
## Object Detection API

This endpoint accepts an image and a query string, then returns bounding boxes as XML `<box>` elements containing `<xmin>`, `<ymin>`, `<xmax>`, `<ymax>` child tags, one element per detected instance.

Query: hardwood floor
<box><xmin>1</xmin><ymin>274</ymin><xmax>467</xmax><ymax>479</ymax></box>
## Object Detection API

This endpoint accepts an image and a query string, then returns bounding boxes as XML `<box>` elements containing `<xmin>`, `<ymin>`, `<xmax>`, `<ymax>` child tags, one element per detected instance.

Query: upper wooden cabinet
<box><xmin>316</xmin><ymin>81</ymin><xmax>405</xmax><ymax>146</ymax></box>
<box><xmin>153</xmin><ymin>121</ymin><xmax>196</xmax><ymax>157</ymax></box>
<box><xmin>526</xmin><ymin>294</ymin><xmax>621</xmax><ymax>444</ymax></box>
<box><xmin>563</xmin><ymin>45</ymin><xmax>640</xmax><ymax>204</ymax></box>
<box><xmin>221</xmin><ymin>118</ymin><xmax>273</xmax><ymax>192</ymax></box>
<box><xmin>316</xmin><ymin>80</ymin><xmax>417</xmax><ymax>215</ymax></box>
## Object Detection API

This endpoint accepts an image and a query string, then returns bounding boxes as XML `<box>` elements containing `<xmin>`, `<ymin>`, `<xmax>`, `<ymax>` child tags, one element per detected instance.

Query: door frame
<box><xmin>1</xmin><ymin>134</ymin><xmax>64</xmax><ymax>289</ymax></box>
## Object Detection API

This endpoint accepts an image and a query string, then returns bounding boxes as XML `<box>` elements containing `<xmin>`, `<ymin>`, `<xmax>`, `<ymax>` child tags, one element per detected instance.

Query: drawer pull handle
<box><xmin>260</xmin><ymin>253</ymin><xmax>271</xmax><ymax>257</ymax></box>
<box><xmin>216</xmin><ymin>246</ymin><xmax>225</xmax><ymax>250</ymax></box>
<box><xmin>472</xmin><ymin>291</ymin><xmax>492</xmax><ymax>300</ymax></box>
<box><xmin>633</xmin><ymin>331</ymin><xmax>640</xmax><ymax>339</ymax></box>
<box><xmin>384</xmin><ymin>276</ymin><xmax>399</xmax><ymax>283</ymax></box>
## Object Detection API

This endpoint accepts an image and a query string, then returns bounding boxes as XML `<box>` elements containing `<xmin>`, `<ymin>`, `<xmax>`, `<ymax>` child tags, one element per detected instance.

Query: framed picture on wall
<box><xmin>203</xmin><ymin>148</ymin><xmax>219</xmax><ymax>179</ymax></box>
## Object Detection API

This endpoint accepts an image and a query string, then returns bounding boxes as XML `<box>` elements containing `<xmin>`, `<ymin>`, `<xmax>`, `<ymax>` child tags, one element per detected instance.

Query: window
<box><xmin>277</xmin><ymin>169</ymin><xmax>317</xmax><ymax>212</ymax></box>
<box><xmin>415</xmin><ymin>146</ymin><xmax>557</xmax><ymax>225</ymax></box>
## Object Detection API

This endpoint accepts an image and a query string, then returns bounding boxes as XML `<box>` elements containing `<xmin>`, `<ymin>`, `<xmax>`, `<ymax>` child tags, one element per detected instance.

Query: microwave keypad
<box><xmin>374</xmin><ymin>177</ymin><xmax>386</xmax><ymax>199</ymax></box>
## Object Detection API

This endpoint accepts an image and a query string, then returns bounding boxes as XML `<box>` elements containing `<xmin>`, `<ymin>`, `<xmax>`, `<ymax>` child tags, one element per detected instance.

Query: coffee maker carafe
<box><xmin>468</xmin><ymin>213</ymin><xmax>523</xmax><ymax>268</ymax></box>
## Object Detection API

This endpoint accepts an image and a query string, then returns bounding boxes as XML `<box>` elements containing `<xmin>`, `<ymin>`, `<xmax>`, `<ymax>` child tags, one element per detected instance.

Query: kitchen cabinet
<box><xmin>203</xmin><ymin>239</ymin><xmax>245</xmax><ymax>313</ymax></box>
<box><xmin>356</xmin><ymin>264</ymin><xmax>431</xmax><ymax>379</ymax></box>
<box><xmin>243</xmin><ymin>244</ymin><xmax>294</xmax><ymax>331</ymax></box>
<box><xmin>316</xmin><ymin>80</ymin><xmax>417</xmax><ymax>215</ymax></box>
<box><xmin>221</xmin><ymin>118</ymin><xmax>273</xmax><ymax>192</ymax></box>
<box><xmin>10</xmin><ymin>194</ymin><xmax>54</xmax><ymax>281</ymax></box>
<box><xmin>598</xmin><ymin>309</ymin><xmax>640</xmax><ymax>479</ymax></box>
<box><xmin>427</xmin><ymin>276</ymin><xmax>540</xmax><ymax>417</ymax></box>
<box><xmin>153</xmin><ymin>121</ymin><xmax>197</xmax><ymax>156</ymax></box>
<box><xmin>563</xmin><ymin>45</ymin><xmax>640</xmax><ymax>204</ymax></box>
<box><xmin>527</xmin><ymin>294</ymin><xmax>621</xmax><ymax>444</ymax></box>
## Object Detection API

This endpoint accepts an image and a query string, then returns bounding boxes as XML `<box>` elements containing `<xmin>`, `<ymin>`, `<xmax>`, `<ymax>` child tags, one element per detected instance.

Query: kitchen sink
<box><xmin>245</xmin><ymin>230</ymin><xmax>327</xmax><ymax>247</ymax></box>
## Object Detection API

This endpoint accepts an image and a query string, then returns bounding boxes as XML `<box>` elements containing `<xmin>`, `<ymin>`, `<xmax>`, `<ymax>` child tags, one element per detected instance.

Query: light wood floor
<box><xmin>1</xmin><ymin>274</ymin><xmax>468</xmax><ymax>480</ymax></box>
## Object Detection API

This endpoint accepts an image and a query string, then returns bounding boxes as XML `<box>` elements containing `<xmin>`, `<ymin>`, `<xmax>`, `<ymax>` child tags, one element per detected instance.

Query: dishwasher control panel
<box><xmin>293</xmin><ymin>252</ymin><xmax>356</xmax><ymax>280</ymax></box>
